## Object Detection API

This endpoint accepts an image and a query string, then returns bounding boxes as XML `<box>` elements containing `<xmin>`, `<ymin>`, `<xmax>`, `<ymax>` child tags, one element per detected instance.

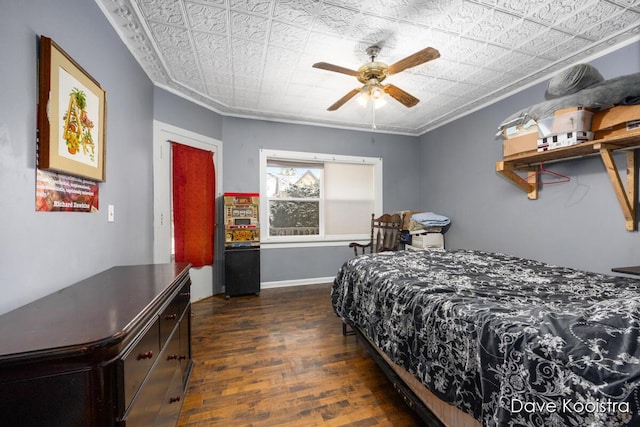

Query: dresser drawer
<box><xmin>160</xmin><ymin>280</ymin><xmax>190</xmax><ymax>347</ymax></box>
<box><xmin>159</xmin><ymin>299</ymin><xmax>180</xmax><ymax>348</ymax></box>
<box><xmin>124</xmin><ymin>328</ymin><xmax>181</xmax><ymax>426</ymax></box>
<box><xmin>179</xmin><ymin>307</ymin><xmax>191</xmax><ymax>386</ymax></box>
<box><xmin>177</xmin><ymin>280</ymin><xmax>191</xmax><ymax>319</ymax></box>
<box><xmin>154</xmin><ymin>365</ymin><xmax>185</xmax><ymax>427</ymax></box>
<box><xmin>121</xmin><ymin>317</ymin><xmax>160</xmax><ymax>411</ymax></box>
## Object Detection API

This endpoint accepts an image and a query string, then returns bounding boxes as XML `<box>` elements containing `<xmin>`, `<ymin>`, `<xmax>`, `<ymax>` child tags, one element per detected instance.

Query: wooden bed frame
<box><xmin>349</xmin><ymin>323</ymin><xmax>480</xmax><ymax>427</ymax></box>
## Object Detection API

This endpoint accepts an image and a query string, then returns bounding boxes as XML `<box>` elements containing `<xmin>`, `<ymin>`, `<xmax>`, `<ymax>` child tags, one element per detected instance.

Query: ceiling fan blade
<box><xmin>387</xmin><ymin>47</ymin><xmax>440</xmax><ymax>75</ymax></box>
<box><xmin>383</xmin><ymin>84</ymin><xmax>420</xmax><ymax>108</ymax></box>
<box><xmin>313</xmin><ymin>62</ymin><xmax>359</xmax><ymax>77</ymax></box>
<box><xmin>327</xmin><ymin>88</ymin><xmax>361</xmax><ymax>111</ymax></box>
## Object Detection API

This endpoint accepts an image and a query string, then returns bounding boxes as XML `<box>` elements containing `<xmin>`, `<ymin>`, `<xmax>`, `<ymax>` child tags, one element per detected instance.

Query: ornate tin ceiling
<box><xmin>95</xmin><ymin>0</ymin><xmax>640</xmax><ymax>135</ymax></box>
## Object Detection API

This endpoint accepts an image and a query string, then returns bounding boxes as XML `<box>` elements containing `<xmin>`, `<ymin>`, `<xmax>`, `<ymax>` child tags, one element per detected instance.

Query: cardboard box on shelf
<box><xmin>503</xmin><ymin>131</ymin><xmax>538</xmax><ymax>157</ymax></box>
<box><xmin>592</xmin><ymin>105</ymin><xmax>640</xmax><ymax>140</ymax></box>
<box><xmin>500</xmin><ymin>118</ymin><xmax>538</xmax><ymax>158</ymax></box>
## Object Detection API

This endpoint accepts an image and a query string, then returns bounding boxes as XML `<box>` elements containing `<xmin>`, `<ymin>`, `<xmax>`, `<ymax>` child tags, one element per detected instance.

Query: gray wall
<box><xmin>221</xmin><ymin>116</ymin><xmax>421</xmax><ymax>282</ymax></box>
<box><xmin>153</xmin><ymin>87</ymin><xmax>223</xmax><ymax>141</ymax></box>
<box><xmin>221</xmin><ymin>116</ymin><xmax>419</xmax><ymax>212</ymax></box>
<box><xmin>419</xmin><ymin>41</ymin><xmax>640</xmax><ymax>274</ymax></box>
<box><xmin>0</xmin><ymin>0</ymin><xmax>155</xmax><ymax>315</ymax></box>
<box><xmin>152</xmin><ymin>89</ymin><xmax>422</xmax><ymax>285</ymax></box>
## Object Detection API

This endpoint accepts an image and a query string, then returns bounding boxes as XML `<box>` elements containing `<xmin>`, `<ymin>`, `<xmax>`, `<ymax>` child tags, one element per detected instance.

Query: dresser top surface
<box><xmin>0</xmin><ymin>263</ymin><xmax>190</xmax><ymax>363</ymax></box>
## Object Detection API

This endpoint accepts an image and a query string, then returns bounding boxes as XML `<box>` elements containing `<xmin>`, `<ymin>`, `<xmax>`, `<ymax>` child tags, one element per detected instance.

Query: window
<box><xmin>260</xmin><ymin>149</ymin><xmax>382</xmax><ymax>244</ymax></box>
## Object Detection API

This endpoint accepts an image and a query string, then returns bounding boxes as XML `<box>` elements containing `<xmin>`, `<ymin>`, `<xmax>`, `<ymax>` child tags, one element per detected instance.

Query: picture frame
<box><xmin>38</xmin><ymin>36</ymin><xmax>106</xmax><ymax>181</ymax></box>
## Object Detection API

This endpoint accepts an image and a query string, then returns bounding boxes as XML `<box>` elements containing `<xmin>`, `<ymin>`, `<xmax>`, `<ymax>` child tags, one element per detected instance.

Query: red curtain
<box><xmin>171</xmin><ymin>142</ymin><xmax>215</xmax><ymax>268</ymax></box>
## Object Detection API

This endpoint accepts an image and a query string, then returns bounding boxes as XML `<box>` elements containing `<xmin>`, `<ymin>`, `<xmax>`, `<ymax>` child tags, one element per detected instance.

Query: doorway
<box><xmin>153</xmin><ymin>121</ymin><xmax>223</xmax><ymax>301</ymax></box>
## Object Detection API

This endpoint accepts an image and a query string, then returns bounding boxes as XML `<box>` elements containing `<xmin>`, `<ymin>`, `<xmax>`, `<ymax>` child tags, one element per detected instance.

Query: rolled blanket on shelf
<box><xmin>498</xmin><ymin>70</ymin><xmax>640</xmax><ymax>132</ymax></box>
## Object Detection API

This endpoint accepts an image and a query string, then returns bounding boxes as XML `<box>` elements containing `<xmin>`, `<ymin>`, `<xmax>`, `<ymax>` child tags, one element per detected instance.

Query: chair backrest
<box><xmin>350</xmin><ymin>213</ymin><xmax>405</xmax><ymax>256</ymax></box>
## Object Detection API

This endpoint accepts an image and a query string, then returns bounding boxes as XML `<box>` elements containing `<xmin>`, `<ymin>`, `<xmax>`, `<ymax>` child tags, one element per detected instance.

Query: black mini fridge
<box><xmin>224</xmin><ymin>246</ymin><xmax>260</xmax><ymax>298</ymax></box>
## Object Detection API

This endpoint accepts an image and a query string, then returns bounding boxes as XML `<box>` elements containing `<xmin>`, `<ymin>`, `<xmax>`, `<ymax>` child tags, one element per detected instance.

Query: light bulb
<box><xmin>371</xmin><ymin>86</ymin><xmax>384</xmax><ymax>99</ymax></box>
<box><xmin>357</xmin><ymin>92</ymin><xmax>368</xmax><ymax>107</ymax></box>
<box><xmin>374</xmin><ymin>97</ymin><xmax>387</xmax><ymax>109</ymax></box>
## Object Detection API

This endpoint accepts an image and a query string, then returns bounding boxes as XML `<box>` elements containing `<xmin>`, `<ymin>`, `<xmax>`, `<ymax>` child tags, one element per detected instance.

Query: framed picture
<box><xmin>38</xmin><ymin>36</ymin><xmax>106</xmax><ymax>181</ymax></box>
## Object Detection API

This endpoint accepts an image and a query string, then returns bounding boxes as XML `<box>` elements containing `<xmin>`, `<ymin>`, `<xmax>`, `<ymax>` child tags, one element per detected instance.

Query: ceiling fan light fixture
<box><xmin>370</xmin><ymin>83</ymin><xmax>384</xmax><ymax>100</ymax></box>
<box><xmin>373</xmin><ymin>96</ymin><xmax>387</xmax><ymax>109</ymax></box>
<box><xmin>357</xmin><ymin>81</ymin><xmax>387</xmax><ymax>109</ymax></box>
<box><xmin>314</xmin><ymin>45</ymin><xmax>439</xmax><ymax>111</ymax></box>
<box><xmin>369</xmin><ymin>81</ymin><xmax>387</xmax><ymax>109</ymax></box>
<box><xmin>356</xmin><ymin>90</ymin><xmax>369</xmax><ymax>107</ymax></box>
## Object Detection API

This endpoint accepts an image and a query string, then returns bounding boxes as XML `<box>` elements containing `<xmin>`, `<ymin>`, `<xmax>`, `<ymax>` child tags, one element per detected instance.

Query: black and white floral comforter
<box><xmin>331</xmin><ymin>249</ymin><xmax>640</xmax><ymax>427</ymax></box>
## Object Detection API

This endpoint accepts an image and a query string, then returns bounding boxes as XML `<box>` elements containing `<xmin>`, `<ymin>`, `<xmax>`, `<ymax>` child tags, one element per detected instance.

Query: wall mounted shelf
<box><xmin>496</xmin><ymin>132</ymin><xmax>640</xmax><ymax>231</ymax></box>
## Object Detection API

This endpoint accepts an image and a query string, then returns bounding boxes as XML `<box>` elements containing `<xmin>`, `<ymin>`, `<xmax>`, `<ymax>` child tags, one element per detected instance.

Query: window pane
<box><xmin>325</xmin><ymin>200</ymin><xmax>374</xmax><ymax>235</ymax></box>
<box><xmin>269</xmin><ymin>200</ymin><xmax>319</xmax><ymax>236</ymax></box>
<box><xmin>324</xmin><ymin>163</ymin><xmax>375</xmax><ymax>235</ymax></box>
<box><xmin>324</xmin><ymin>163</ymin><xmax>374</xmax><ymax>199</ymax></box>
<box><xmin>266</xmin><ymin>165</ymin><xmax>321</xmax><ymax>198</ymax></box>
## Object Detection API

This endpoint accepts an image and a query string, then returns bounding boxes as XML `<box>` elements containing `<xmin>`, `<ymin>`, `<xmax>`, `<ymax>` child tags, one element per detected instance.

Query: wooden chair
<box><xmin>349</xmin><ymin>213</ymin><xmax>405</xmax><ymax>257</ymax></box>
<box><xmin>342</xmin><ymin>213</ymin><xmax>405</xmax><ymax>336</ymax></box>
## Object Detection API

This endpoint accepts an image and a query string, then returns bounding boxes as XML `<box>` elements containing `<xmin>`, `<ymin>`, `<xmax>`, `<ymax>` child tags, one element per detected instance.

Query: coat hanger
<box><xmin>525</xmin><ymin>162</ymin><xmax>570</xmax><ymax>185</ymax></box>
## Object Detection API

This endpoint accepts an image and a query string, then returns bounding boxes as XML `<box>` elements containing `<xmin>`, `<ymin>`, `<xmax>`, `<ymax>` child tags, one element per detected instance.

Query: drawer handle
<box><xmin>164</xmin><ymin>313</ymin><xmax>177</xmax><ymax>320</ymax></box>
<box><xmin>169</xmin><ymin>396</ymin><xmax>181</xmax><ymax>404</ymax></box>
<box><xmin>136</xmin><ymin>351</ymin><xmax>153</xmax><ymax>360</ymax></box>
<box><xmin>168</xmin><ymin>354</ymin><xmax>188</xmax><ymax>361</ymax></box>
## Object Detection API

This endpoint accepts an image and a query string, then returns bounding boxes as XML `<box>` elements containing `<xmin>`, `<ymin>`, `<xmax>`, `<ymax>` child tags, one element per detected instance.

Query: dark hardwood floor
<box><xmin>177</xmin><ymin>283</ymin><xmax>426</xmax><ymax>426</ymax></box>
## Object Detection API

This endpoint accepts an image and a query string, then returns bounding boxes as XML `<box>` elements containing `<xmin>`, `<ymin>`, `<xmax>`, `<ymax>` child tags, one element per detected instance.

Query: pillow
<box><xmin>545</xmin><ymin>64</ymin><xmax>604</xmax><ymax>99</ymax></box>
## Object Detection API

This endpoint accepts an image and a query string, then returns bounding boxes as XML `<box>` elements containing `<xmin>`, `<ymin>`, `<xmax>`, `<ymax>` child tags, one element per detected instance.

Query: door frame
<box><xmin>152</xmin><ymin>120</ymin><xmax>223</xmax><ymax>301</ymax></box>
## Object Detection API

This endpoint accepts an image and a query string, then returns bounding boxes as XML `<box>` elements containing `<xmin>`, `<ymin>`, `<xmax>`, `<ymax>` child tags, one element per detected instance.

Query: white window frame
<box><xmin>260</xmin><ymin>149</ymin><xmax>383</xmax><ymax>247</ymax></box>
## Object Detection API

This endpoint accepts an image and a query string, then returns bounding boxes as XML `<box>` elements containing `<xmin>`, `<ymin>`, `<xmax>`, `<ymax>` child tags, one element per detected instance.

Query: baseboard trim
<box><xmin>261</xmin><ymin>277</ymin><xmax>335</xmax><ymax>289</ymax></box>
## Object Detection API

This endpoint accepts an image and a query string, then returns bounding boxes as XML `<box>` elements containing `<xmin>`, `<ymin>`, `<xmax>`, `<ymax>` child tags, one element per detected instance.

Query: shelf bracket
<box><xmin>596</xmin><ymin>144</ymin><xmax>637</xmax><ymax>231</ymax></box>
<box><xmin>496</xmin><ymin>161</ymin><xmax>538</xmax><ymax>199</ymax></box>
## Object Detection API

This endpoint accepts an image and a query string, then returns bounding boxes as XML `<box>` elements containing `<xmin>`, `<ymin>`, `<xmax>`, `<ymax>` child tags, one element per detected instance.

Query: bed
<box><xmin>331</xmin><ymin>249</ymin><xmax>640</xmax><ymax>426</ymax></box>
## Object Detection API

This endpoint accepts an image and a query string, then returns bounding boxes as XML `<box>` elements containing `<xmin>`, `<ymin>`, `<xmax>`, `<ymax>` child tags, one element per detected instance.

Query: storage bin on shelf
<box><xmin>407</xmin><ymin>230</ymin><xmax>444</xmax><ymax>249</ymax></box>
<box><xmin>537</xmin><ymin>107</ymin><xmax>594</xmax><ymax>138</ymax></box>
<box><xmin>500</xmin><ymin>107</ymin><xmax>597</xmax><ymax>158</ymax></box>
<box><xmin>535</xmin><ymin>107</ymin><xmax>595</xmax><ymax>151</ymax></box>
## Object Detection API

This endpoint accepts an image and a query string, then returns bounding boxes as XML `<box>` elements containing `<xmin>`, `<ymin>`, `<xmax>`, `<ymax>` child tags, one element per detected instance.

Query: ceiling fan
<box><xmin>313</xmin><ymin>45</ymin><xmax>440</xmax><ymax>111</ymax></box>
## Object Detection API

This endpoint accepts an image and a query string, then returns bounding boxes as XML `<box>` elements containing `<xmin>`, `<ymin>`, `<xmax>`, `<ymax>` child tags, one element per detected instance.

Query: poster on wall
<box><xmin>37</xmin><ymin>36</ymin><xmax>106</xmax><ymax>181</ymax></box>
<box><xmin>36</xmin><ymin>169</ymin><xmax>99</xmax><ymax>212</ymax></box>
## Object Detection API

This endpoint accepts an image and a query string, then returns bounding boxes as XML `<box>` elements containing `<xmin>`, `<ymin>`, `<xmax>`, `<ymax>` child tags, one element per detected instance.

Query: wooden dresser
<box><xmin>0</xmin><ymin>263</ymin><xmax>193</xmax><ymax>427</ymax></box>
